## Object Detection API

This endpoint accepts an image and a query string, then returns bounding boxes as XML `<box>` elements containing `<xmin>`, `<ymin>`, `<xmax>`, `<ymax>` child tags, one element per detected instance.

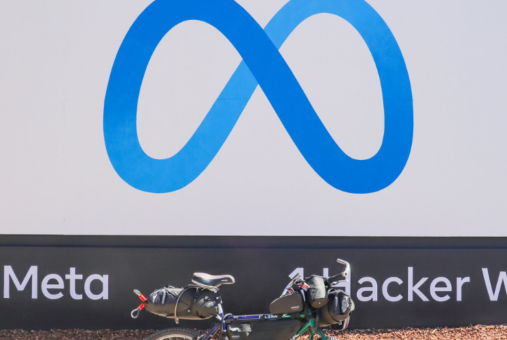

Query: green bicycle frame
<box><xmin>274</xmin><ymin>311</ymin><xmax>327</xmax><ymax>340</ymax></box>
<box><xmin>293</xmin><ymin>318</ymin><xmax>327</xmax><ymax>340</ymax></box>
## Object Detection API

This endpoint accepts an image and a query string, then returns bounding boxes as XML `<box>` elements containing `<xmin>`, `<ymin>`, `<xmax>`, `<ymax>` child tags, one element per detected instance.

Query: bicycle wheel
<box><xmin>145</xmin><ymin>327</ymin><xmax>201</xmax><ymax>340</ymax></box>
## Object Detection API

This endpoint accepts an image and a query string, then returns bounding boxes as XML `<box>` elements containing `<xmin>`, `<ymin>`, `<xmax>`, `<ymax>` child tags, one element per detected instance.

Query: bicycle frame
<box><xmin>199</xmin><ymin>304</ymin><xmax>327</xmax><ymax>340</ymax></box>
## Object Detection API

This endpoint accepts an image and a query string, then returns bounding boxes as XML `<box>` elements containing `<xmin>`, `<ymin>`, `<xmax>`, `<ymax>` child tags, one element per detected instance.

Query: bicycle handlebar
<box><xmin>327</xmin><ymin>258</ymin><xmax>350</xmax><ymax>284</ymax></box>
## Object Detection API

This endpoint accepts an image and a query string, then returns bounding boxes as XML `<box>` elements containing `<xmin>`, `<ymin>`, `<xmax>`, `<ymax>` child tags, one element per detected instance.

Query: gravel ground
<box><xmin>1</xmin><ymin>325</ymin><xmax>507</xmax><ymax>340</ymax></box>
<box><xmin>332</xmin><ymin>325</ymin><xmax>507</xmax><ymax>339</ymax></box>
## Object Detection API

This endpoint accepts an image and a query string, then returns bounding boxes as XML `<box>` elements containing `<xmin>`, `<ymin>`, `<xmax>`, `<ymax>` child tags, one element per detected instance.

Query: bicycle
<box><xmin>131</xmin><ymin>258</ymin><xmax>354</xmax><ymax>340</ymax></box>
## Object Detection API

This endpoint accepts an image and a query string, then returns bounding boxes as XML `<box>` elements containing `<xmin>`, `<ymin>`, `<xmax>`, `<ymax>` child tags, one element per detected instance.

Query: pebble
<box><xmin>1</xmin><ymin>324</ymin><xmax>506</xmax><ymax>339</ymax></box>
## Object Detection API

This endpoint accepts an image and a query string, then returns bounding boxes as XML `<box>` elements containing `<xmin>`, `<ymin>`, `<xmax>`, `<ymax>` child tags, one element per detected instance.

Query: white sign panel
<box><xmin>0</xmin><ymin>0</ymin><xmax>506</xmax><ymax>236</ymax></box>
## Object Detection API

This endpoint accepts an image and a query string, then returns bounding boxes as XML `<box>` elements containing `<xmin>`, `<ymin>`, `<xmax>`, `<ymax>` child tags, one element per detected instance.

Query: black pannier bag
<box><xmin>305</xmin><ymin>275</ymin><xmax>328</xmax><ymax>309</ymax></box>
<box><xmin>319</xmin><ymin>289</ymin><xmax>355</xmax><ymax>327</ymax></box>
<box><xmin>269</xmin><ymin>292</ymin><xmax>304</xmax><ymax>315</ymax></box>
<box><xmin>227</xmin><ymin>319</ymin><xmax>301</xmax><ymax>340</ymax></box>
<box><xmin>145</xmin><ymin>286</ymin><xmax>221</xmax><ymax>320</ymax></box>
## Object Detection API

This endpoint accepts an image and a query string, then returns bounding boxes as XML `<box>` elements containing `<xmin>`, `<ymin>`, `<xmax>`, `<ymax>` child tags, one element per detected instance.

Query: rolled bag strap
<box><xmin>174</xmin><ymin>284</ymin><xmax>201</xmax><ymax>324</ymax></box>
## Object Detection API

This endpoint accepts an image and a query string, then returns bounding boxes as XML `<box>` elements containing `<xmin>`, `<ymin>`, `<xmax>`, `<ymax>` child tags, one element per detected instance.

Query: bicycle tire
<box><xmin>145</xmin><ymin>327</ymin><xmax>201</xmax><ymax>340</ymax></box>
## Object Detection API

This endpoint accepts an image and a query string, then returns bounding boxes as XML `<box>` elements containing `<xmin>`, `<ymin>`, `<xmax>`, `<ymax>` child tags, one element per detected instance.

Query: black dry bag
<box><xmin>305</xmin><ymin>275</ymin><xmax>328</xmax><ymax>309</ymax></box>
<box><xmin>145</xmin><ymin>286</ymin><xmax>221</xmax><ymax>320</ymax></box>
<box><xmin>319</xmin><ymin>289</ymin><xmax>355</xmax><ymax>326</ymax></box>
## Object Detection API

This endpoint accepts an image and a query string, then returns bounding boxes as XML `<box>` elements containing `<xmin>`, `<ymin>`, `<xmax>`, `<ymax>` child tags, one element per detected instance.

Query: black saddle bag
<box><xmin>269</xmin><ymin>292</ymin><xmax>304</xmax><ymax>315</ymax></box>
<box><xmin>319</xmin><ymin>289</ymin><xmax>355</xmax><ymax>327</ymax></box>
<box><xmin>227</xmin><ymin>319</ymin><xmax>301</xmax><ymax>340</ymax></box>
<box><xmin>305</xmin><ymin>276</ymin><xmax>328</xmax><ymax>309</ymax></box>
<box><xmin>145</xmin><ymin>286</ymin><xmax>221</xmax><ymax>320</ymax></box>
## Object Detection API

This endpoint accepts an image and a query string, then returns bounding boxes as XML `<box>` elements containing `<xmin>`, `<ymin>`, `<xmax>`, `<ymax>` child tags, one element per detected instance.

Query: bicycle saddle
<box><xmin>192</xmin><ymin>272</ymin><xmax>235</xmax><ymax>287</ymax></box>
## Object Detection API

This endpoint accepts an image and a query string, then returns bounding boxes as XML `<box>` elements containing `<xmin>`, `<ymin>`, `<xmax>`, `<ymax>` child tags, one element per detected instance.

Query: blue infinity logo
<box><xmin>104</xmin><ymin>0</ymin><xmax>413</xmax><ymax>194</ymax></box>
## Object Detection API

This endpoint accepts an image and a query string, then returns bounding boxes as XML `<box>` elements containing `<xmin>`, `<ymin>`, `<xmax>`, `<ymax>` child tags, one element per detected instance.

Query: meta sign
<box><xmin>104</xmin><ymin>0</ymin><xmax>413</xmax><ymax>194</ymax></box>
